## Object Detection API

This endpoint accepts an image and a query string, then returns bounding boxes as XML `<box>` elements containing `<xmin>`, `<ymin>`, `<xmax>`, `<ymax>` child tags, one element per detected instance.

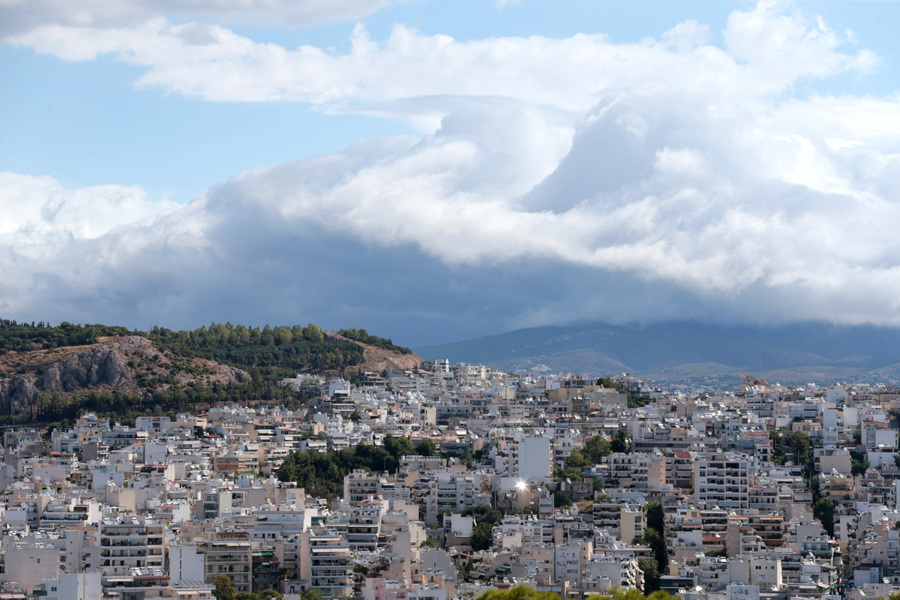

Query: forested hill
<box><xmin>0</xmin><ymin>320</ymin><xmax>412</xmax><ymax>372</ymax></box>
<box><xmin>145</xmin><ymin>323</ymin><xmax>412</xmax><ymax>372</ymax></box>
<box><xmin>0</xmin><ymin>319</ymin><xmax>417</xmax><ymax>424</ymax></box>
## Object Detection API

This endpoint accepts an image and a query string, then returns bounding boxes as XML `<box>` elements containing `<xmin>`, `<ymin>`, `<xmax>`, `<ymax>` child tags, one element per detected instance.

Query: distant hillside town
<box><xmin>0</xmin><ymin>357</ymin><xmax>898</xmax><ymax>600</ymax></box>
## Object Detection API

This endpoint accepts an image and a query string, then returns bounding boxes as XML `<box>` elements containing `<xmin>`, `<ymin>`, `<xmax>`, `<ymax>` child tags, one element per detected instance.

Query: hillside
<box><xmin>0</xmin><ymin>335</ymin><xmax>250</xmax><ymax>418</ymax></box>
<box><xmin>0</xmin><ymin>320</ymin><xmax>419</xmax><ymax>421</ymax></box>
<box><xmin>415</xmin><ymin>321</ymin><xmax>900</xmax><ymax>386</ymax></box>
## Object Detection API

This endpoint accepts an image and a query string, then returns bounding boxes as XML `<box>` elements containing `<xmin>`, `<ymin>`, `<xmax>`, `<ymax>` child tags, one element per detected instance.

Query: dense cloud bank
<box><xmin>3</xmin><ymin>2</ymin><xmax>900</xmax><ymax>344</ymax></box>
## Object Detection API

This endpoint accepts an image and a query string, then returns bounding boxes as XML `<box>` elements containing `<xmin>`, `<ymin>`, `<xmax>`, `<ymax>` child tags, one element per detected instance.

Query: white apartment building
<box><xmin>98</xmin><ymin>516</ymin><xmax>165</xmax><ymax>576</ymax></box>
<box><xmin>694</xmin><ymin>452</ymin><xmax>756</xmax><ymax>511</ymax></box>
<box><xmin>299</xmin><ymin>531</ymin><xmax>353</xmax><ymax>599</ymax></box>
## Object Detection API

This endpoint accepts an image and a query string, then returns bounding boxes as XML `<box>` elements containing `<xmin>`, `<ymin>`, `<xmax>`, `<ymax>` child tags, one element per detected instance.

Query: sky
<box><xmin>2</xmin><ymin>0</ymin><xmax>900</xmax><ymax>347</ymax></box>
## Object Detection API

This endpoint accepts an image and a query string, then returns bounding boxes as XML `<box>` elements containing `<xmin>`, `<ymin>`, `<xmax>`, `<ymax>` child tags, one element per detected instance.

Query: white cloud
<box><xmin>7</xmin><ymin>77</ymin><xmax>900</xmax><ymax>334</ymax></box>
<box><xmin>8</xmin><ymin>2</ymin><xmax>876</xmax><ymax>126</ymax></box>
<box><xmin>0</xmin><ymin>173</ymin><xmax>179</xmax><ymax>260</ymax></box>
<box><xmin>3</xmin><ymin>2</ymin><xmax>900</xmax><ymax>339</ymax></box>
<box><xmin>0</xmin><ymin>0</ymin><xmax>390</xmax><ymax>37</ymax></box>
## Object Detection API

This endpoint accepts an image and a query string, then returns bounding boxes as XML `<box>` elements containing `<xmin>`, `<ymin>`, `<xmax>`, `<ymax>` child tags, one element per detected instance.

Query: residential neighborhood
<box><xmin>1</xmin><ymin>363</ymin><xmax>899</xmax><ymax>600</ymax></box>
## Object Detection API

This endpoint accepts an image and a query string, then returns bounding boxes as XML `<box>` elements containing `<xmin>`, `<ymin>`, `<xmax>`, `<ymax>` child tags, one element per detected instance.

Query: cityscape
<box><xmin>0</xmin><ymin>352</ymin><xmax>895</xmax><ymax>600</ymax></box>
<box><xmin>4</xmin><ymin>1</ymin><xmax>900</xmax><ymax>600</ymax></box>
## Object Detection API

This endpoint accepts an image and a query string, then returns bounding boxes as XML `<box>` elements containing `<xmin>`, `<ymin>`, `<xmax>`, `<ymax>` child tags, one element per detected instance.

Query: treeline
<box><xmin>147</xmin><ymin>322</ymin><xmax>409</xmax><ymax>372</ymax></box>
<box><xmin>0</xmin><ymin>320</ymin><xmax>129</xmax><ymax>354</ymax></box>
<box><xmin>337</xmin><ymin>328</ymin><xmax>411</xmax><ymax>354</ymax></box>
<box><xmin>276</xmin><ymin>435</ymin><xmax>436</xmax><ymax>499</ymax></box>
<box><xmin>476</xmin><ymin>585</ymin><xmax>679</xmax><ymax>600</ymax></box>
<box><xmin>31</xmin><ymin>375</ymin><xmax>305</xmax><ymax>426</ymax></box>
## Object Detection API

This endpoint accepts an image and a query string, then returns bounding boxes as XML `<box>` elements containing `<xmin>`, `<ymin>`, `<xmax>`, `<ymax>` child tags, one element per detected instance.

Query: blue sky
<box><xmin>2</xmin><ymin>0</ymin><xmax>900</xmax><ymax>346</ymax></box>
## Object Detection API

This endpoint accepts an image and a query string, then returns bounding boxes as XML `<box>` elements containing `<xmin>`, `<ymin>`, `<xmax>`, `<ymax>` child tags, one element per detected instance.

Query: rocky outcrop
<box><xmin>0</xmin><ymin>336</ymin><xmax>249</xmax><ymax>416</ymax></box>
<box><xmin>323</xmin><ymin>332</ymin><xmax>422</xmax><ymax>374</ymax></box>
<box><xmin>355</xmin><ymin>344</ymin><xmax>422</xmax><ymax>373</ymax></box>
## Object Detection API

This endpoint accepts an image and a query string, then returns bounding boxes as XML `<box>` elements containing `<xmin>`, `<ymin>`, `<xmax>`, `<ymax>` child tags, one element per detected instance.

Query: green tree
<box><xmin>476</xmin><ymin>584</ymin><xmax>561</xmax><ymax>600</ymax></box>
<box><xmin>471</xmin><ymin>521</ymin><xmax>494</xmax><ymax>551</ymax></box>
<box><xmin>638</xmin><ymin>558</ymin><xmax>661</xmax><ymax>594</ymax></box>
<box><xmin>559</xmin><ymin>449</ymin><xmax>589</xmax><ymax>482</ymax></box>
<box><xmin>636</xmin><ymin>527</ymin><xmax>667</xmax><ymax>574</ymax></box>
<box><xmin>611</xmin><ymin>430</ymin><xmax>630</xmax><ymax>453</ymax></box>
<box><xmin>583</xmin><ymin>434</ymin><xmax>612</xmax><ymax>463</ymax></box>
<box><xmin>850</xmin><ymin>449</ymin><xmax>869</xmax><ymax>476</ymax></box>
<box><xmin>462</xmin><ymin>505</ymin><xmax>504</xmax><ymax>526</ymax></box>
<box><xmin>646</xmin><ymin>502</ymin><xmax>664</xmax><ymax>537</ymax></box>
<box><xmin>416</xmin><ymin>438</ymin><xmax>438</xmax><ymax>457</ymax></box>
<box><xmin>585</xmin><ymin>587</ymin><xmax>679</xmax><ymax>600</ymax></box>
<box><xmin>213</xmin><ymin>576</ymin><xmax>236</xmax><ymax>600</ymax></box>
<box><xmin>554</xmin><ymin>489</ymin><xmax>573</xmax><ymax>508</ymax></box>
<box><xmin>814</xmin><ymin>498</ymin><xmax>836</xmax><ymax>537</ymax></box>
<box><xmin>272</xmin><ymin>326</ymin><xmax>293</xmax><ymax>345</ymax></box>
<box><xmin>299</xmin><ymin>589</ymin><xmax>324</xmax><ymax>600</ymax></box>
<box><xmin>302</xmin><ymin>324</ymin><xmax>325</xmax><ymax>342</ymax></box>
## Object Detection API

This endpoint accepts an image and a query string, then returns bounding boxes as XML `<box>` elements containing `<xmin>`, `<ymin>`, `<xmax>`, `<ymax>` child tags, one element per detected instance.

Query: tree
<box><xmin>636</xmin><ymin>527</ymin><xmax>667</xmax><ymax>574</ymax></box>
<box><xmin>559</xmin><ymin>449</ymin><xmax>589</xmax><ymax>482</ymax></box>
<box><xmin>465</xmin><ymin>506</ymin><xmax>504</xmax><ymax>552</ymax></box>
<box><xmin>462</xmin><ymin>505</ymin><xmax>504</xmax><ymax>526</ymax></box>
<box><xmin>471</xmin><ymin>521</ymin><xmax>494</xmax><ymax>551</ymax></box>
<box><xmin>585</xmin><ymin>587</ymin><xmax>679</xmax><ymax>600</ymax></box>
<box><xmin>302</xmin><ymin>324</ymin><xmax>325</xmax><ymax>343</ymax></box>
<box><xmin>213</xmin><ymin>576</ymin><xmax>236</xmax><ymax>600</ymax></box>
<box><xmin>583</xmin><ymin>434</ymin><xmax>612</xmax><ymax>463</ymax></box>
<box><xmin>553</xmin><ymin>489</ymin><xmax>573</xmax><ymax>508</ymax></box>
<box><xmin>638</xmin><ymin>558</ymin><xmax>661</xmax><ymax>594</ymax></box>
<box><xmin>476</xmin><ymin>585</ymin><xmax>561</xmax><ymax>600</ymax></box>
<box><xmin>646</xmin><ymin>502</ymin><xmax>664</xmax><ymax>537</ymax></box>
<box><xmin>383</xmin><ymin>434</ymin><xmax>414</xmax><ymax>467</ymax></box>
<box><xmin>299</xmin><ymin>589</ymin><xmax>323</xmax><ymax>600</ymax></box>
<box><xmin>850</xmin><ymin>449</ymin><xmax>869</xmax><ymax>476</ymax></box>
<box><xmin>416</xmin><ymin>438</ymin><xmax>438</xmax><ymax>457</ymax></box>
<box><xmin>272</xmin><ymin>326</ymin><xmax>293</xmax><ymax>345</ymax></box>
<box><xmin>611</xmin><ymin>430</ymin><xmax>630</xmax><ymax>453</ymax></box>
<box><xmin>814</xmin><ymin>498</ymin><xmax>836</xmax><ymax>537</ymax></box>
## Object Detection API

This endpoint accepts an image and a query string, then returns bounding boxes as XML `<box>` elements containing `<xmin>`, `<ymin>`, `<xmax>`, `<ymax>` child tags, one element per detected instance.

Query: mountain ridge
<box><xmin>414</xmin><ymin>321</ymin><xmax>900</xmax><ymax>384</ymax></box>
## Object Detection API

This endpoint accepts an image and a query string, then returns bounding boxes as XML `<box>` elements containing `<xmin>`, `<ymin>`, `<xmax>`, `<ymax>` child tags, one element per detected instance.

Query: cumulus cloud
<box><xmin>0</xmin><ymin>0</ymin><xmax>390</xmax><ymax>37</ymax></box>
<box><xmin>7</xmin><ymin>81</ymin><xmax>900</xmax><ymax>340</ymax></box>
<box><xmin>8</xmin><ymin>2</ymin><xmax>876</xmax><ymax>124</ymax></box>
<box><xmin>0</xmin><ymin>173</ymin><xmax>180</xmax><ymax>260</ymax></box>
<box><xmin>3</xmin><ymin>2</ymin><xmax>900</xmax><ymax>342</ymax></box>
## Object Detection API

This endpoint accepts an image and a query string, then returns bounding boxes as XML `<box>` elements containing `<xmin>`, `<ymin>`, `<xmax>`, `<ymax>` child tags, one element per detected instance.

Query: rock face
<box><xmin>324</xmin><ymin>332</ymin><xmax>422</xmax><ymax>374</ymax></box>
<box><xmin>0</xmin><ymin>336</ymin><xmax>249</xmax><ymax>415</ymax></box>
<box><xmin>355</xmin><ymin>345</ymin><xmax>422</xmax><ymax>373</ymax></box>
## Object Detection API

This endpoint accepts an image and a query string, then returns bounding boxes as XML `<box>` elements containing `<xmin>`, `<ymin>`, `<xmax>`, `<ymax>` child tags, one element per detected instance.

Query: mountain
<box><xmin>415</xmin><ymin>321</ymin><xmax>900</xmax><ymax>385</ymax></box>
